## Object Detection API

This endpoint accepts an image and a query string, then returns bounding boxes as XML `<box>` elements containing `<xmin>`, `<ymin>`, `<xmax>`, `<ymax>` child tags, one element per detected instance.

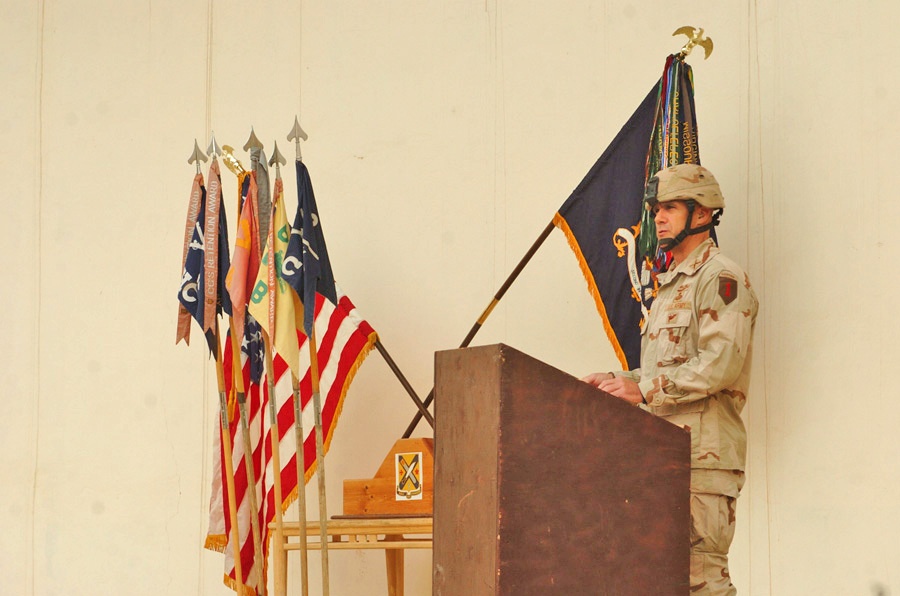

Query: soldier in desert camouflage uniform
<box><xmin>583</xmin><ymin>163</ymin><xmax>758</xmax><ymax>595</ymax></box>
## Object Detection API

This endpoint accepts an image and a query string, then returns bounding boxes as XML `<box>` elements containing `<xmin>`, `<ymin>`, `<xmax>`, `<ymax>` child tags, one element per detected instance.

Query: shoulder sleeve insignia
<box><xmin>718</xmin><ymin>273</ymin><xmax>738</xmax><ymax>305</ymax></box>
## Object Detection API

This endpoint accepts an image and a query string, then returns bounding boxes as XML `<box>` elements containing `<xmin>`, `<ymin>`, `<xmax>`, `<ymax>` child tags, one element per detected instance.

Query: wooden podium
<box><xmin>433</xmin><ymin>344</ymin><xmax>690</xmax><ymax>595</ymax></box>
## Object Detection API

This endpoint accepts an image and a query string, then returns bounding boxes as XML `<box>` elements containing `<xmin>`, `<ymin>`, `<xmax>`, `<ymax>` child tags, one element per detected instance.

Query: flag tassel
<box><xmin>551</xmin><ymin>212</ymin><xmax>630</xmax><ymax>369</ymax></box>
<box><xmin>403</xmin><ymin>221</ymin><xmax>556</xmax><ymax>438</ymax></box>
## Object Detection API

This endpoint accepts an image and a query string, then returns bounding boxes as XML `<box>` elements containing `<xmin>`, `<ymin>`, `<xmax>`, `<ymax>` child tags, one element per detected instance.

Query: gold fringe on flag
<box><xmin>552</xmin><ymin>213</ymin><xmax>630</xmax><ymax>370</ymax></box>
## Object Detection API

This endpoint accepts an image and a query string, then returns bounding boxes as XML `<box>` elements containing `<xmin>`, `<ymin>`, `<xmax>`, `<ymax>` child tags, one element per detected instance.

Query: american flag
<box><xmin>205</xmin><ymin>289</ymin><xmax>377</xmax><ymax>595</ymax></box>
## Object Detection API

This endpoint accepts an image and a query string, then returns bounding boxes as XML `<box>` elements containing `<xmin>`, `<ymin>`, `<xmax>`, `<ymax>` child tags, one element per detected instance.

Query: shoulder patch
<box><xmin>718</xmin><ymin>273</ymin><xmax>738</xmax><ymax>305</ymax></box>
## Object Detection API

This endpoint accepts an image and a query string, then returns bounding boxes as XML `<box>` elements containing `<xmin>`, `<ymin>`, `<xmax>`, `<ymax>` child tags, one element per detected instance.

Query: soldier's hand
<box><xmin>597</xmin><ymin>376</ymin><xmax>644</xmax><ymax>405</ymax></box>
<box><xmin>581</xmin><ymin>372</ymin><xmax>614</xmax><ymax>387</ymax></box>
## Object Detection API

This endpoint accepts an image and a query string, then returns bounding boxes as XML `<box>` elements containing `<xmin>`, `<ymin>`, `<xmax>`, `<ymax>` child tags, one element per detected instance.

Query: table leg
<box><xmin>384</xmin><ymin>537</ymin><xmax>404</xmax><ymax>596</ymax></box>
<box><xmin>273</xmin><ymin>525</ymin><xmax>287</xmax><ymax>596</ymax></box>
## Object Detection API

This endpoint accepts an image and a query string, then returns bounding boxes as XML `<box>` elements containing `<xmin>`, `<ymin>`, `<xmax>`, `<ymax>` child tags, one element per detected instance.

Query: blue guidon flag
<box><xmin>282</xmin><ymin>160</ymin><xmax>338</xmax><ymax>336</ymax></box>
<box><xmin>553</xmin><ymin>56</ymin><xmax>700</xmax><ymax>369</ymax></box>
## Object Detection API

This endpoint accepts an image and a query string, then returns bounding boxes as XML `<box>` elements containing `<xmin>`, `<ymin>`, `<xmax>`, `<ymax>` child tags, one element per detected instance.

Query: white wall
<box><xmin>3</xmin><ymin>1</ymin><xmax>898</xmax><ymax>594</ymax></box>
<box><xmin>3</xmin><ymin>2</ymin><xmax>42</xmax><ymax>594</ymax></box>
<box><xmin>751</xmin><ymin>2</ymin><xmax>900</xmax><ymax>594</ymax></box>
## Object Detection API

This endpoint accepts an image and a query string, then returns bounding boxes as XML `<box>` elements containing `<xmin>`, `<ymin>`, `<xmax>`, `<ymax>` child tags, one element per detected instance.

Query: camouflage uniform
<box><xmin>619</xmin><ymin>237</ymin><xmax>758</xmax><ymax>595</ymax></box>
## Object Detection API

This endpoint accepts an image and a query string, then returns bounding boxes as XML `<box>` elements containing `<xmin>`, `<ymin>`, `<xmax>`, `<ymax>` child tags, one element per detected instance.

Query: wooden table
<box><xmin>269</xmin><ymin>515</ymin><xmax>433</xmax><ymax>596</ymax></box>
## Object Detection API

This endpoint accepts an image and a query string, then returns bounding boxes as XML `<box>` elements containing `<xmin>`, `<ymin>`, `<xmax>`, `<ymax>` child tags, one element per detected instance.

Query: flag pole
<box><xmin>212</xmin><ymin>321</ymin><xmax>247</xmax><ymax>595</ymax></box>
<box><xmin>374</xmin><ymin>340</ymin><xmax>434</xmax><ymax>428</ymax></box>
<box><xmin>228</xmin><ymin>323</ymin><xmax>268</xmax><ymax>596</ymax></box>
<box><xmin>181</xmin><ymin>144</ymin><xmax>246</xmax><ymax>594</ymax></box>
<box><xmin>307</xmin><ymin>328</ymin><xmax>331</xmax><ymax>596</ymax></box>
<box><xmin>224</xmin><ymin>143</ymin><xmax>267</xmax><ymax>595</ymax></box>
<box><xmin>268</xmin><ymin>143</ymin><xmax>309</xmax><ymax>596</ymax></box>
<box><xmin>286</xmin><ymin>117</ymin><xmax>314</xmax><ymax>595</ymax></box>
<box><xmin>402</xmin><ymin>220</ymin><xmax>556</xmax><ymax>438</ymax></box>
<box><xmin>287</xmin><ymin>117</ymin><xmax>329</xmax><ymax>594</ymax></box>
<box><xmin>290</xmin><ymin>375</ymin><xmax>311</xmax><ymax>596</ymax></box>
<box><xmin>262</xmin><ymin>342</ymin><xmax>287</xmax><ymax>593</ymax></box>
<box><xmin>256</xmin><ymin>144</ymin><xmax>289</xmax><ymax>595</ymax></box>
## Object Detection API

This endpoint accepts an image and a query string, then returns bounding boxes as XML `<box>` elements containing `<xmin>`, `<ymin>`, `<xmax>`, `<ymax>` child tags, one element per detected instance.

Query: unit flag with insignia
<box><xmin>553</xmin><ymin>55</ymin><xmax>702</xmax><ymax>369</ymax></box>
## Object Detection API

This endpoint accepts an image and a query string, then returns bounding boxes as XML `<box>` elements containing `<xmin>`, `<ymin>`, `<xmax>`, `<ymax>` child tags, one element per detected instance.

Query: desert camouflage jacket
<box><xmin>620</xmin><ymin>238</ymin><xmax>758</xmax><ymax>477</ymax></box>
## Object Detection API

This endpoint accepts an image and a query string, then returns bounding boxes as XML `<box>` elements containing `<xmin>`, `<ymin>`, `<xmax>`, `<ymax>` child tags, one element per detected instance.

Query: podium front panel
<box><xmin>434</xmin><ymin>344</ymin><xmax>690</xmax><ymax>596</ymax></box>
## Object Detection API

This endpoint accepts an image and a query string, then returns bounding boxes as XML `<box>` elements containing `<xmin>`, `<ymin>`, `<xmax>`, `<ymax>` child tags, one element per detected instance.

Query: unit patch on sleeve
<box><xmin>718</xmin><ymin>273</ymin><xmax>738</xmax><ymax>305</ymax></box>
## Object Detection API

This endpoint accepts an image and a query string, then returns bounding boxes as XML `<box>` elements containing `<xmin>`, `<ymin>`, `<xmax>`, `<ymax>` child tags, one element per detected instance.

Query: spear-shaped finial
<box><xmin>207</xmin><ymin>131</ymin><xmax>222</xmax><ymax>159</ymax></box>
<box><xmin>268</xmin><ymin>141</ymin><xmax>287</xmax><ymax>180</ymax></box>
<box><xmin>243</xmin><ymin>127</ymin><xmax>264</xmax><ymax>152</ymax></box>
<box><xmin>673</xmin><ymin>26</ymin><xmax>713</xmax><ymax>60</ymax></box>
<box><xmin>287</xmin><ymin>116</ymin><xmax>308</xmax><ymax>162</ymax></box>
<box><xmin>188</xmin><ymin>139</ymin><xmax>208</xmax><ymax>174</ymax></box>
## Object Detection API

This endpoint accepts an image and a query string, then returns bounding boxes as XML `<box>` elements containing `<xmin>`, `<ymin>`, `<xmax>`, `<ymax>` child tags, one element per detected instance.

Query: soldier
<box><xmin>583</xmin><ymin>163</ymin><xmax>759</xmax><ymax>595</ymax></box>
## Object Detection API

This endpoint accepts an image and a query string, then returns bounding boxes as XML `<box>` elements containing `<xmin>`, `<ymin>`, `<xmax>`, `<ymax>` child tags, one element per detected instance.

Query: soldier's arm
<box><xmin>638</xmin><ymin>269</ymin><xmax>756</xmax><ymax>407</ymax></box>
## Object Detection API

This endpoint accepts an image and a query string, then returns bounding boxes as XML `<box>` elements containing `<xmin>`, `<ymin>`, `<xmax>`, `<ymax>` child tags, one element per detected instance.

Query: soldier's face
<box><xmin>653</xmin><ymin>200</ymin><xmax>689</xmax><ymax>240</ymax></box>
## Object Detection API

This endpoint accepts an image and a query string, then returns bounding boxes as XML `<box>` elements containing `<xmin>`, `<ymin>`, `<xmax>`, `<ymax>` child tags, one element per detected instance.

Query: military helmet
<box><xmin>645</xmin><ymin>163</ymin><xmax>725</xmax><ymax>210</ymax></box>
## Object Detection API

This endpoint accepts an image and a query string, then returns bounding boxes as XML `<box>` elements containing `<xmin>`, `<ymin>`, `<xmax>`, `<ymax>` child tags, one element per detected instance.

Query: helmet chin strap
<box><xmin>658</xmin><ymin>200</ymin><xmax>721</xmax><ymax>252</ymax></box>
